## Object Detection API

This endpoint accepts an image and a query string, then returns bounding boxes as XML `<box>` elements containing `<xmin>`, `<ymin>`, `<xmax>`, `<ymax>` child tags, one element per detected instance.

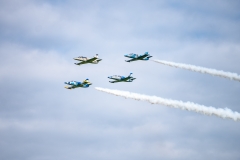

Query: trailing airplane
<box><xmin>124</xmin><ymin>52</ymin><xmax>152</xmax><ymax>62</ymax></box>
<box><xmin>74</xmin><ymin>54</ymin><xmax>102</xmax><ymax>65</ymax></box>
<box><xmin>108</xmin><ymin>73</ymin><xmax>136</xmax><ymax>83</ymax></box>
<box><xmin>64</xmin><ymin>79</ymin><xmax>92</xmax><ymax>89</ymax></box>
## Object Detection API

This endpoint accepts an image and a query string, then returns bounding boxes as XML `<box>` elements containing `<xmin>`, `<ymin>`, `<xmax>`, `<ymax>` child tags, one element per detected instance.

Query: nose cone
<box><xmin>64</xmin><ymin>82</ymin><xmax>68</xmax><ymax>84</ymax></box>
<box><xmin>108</xmin><ymin>76</ymin><xmax>111</xmax><ymax>78</ymax></box>
<box><xmin>124</xmin><ymin>54</ymin><xmax>128</xmax><ymax>57</ymax></box>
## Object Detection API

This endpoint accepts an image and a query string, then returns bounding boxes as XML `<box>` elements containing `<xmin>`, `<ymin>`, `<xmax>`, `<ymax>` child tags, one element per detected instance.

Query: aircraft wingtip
<box><xmin>64</xmin><ymin>86</ymin><xmax>72</xmax><ymax>89</ymax></box>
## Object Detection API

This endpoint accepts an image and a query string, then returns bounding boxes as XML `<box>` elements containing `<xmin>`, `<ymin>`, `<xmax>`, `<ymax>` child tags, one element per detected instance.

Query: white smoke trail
<box><xmin>95</xmin><ymin>87</ymin><xmax>240</xmax><ymax>121</ymax></box>
<box><xmin>153</xmin><ymin>59</ymin><xmax>240</xmax><ymax>82</ymax></box>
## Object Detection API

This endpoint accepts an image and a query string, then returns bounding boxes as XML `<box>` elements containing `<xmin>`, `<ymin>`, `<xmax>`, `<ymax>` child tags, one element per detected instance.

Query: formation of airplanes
<box><xmin>65</xmin><ymin>52</ymin><xmax>152</xmax><ymax>89</ymax></box>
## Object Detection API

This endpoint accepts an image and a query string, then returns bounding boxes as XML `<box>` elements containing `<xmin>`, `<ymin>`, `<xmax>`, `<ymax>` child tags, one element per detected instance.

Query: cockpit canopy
<box><xmin>125</xmin><ymin>53</ymin><xmax>138</xmax><ymax>58</ymax></box>
<box><xmin>129</xmin><ymin>53</ymin><xmax>137</xmax><ymax>56</ymax></box>
<box><xmin>78</xmin><ymin>56</ymin><xmax>87</xmax><ymax>59</ymax></box>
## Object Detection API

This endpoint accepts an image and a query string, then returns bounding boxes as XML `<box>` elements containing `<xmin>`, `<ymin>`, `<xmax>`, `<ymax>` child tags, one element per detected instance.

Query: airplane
<box><xmin>64</xmin><ymin>79</ymin><xmax>92</xmax><ymax>89</ymax></box>
<box><xmin>124</xmin><ymin>52</ymin><xmax>152</xmax><ymax>62</ymax></box>
<box><xmin>108</xmin><ymin>73</ymin><xmax>136</xmax><ymax>83</ymax></box>
<box><xmin>74</xmin><ymin>54</ymin><xmax>102</xmax><ymax>65</ymax></box>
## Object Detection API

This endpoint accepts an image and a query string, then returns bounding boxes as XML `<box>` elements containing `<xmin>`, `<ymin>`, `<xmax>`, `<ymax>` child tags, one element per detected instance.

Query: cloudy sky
<box><xmin>0</xmin><ymin>0</ymin><xmax>240</xmax><ymax>159</ymax></box>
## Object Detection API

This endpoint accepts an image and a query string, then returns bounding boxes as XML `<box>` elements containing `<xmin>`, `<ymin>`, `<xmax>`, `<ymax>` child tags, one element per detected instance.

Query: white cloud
<box><xmin>0</xmin><ymin>0</ymin><xmax>240</xmax><ymax>160</ymax></box>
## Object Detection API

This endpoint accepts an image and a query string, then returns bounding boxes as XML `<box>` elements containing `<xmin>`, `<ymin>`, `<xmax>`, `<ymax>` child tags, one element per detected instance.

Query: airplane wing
<box><xmin>136</xmin><ymin>54</ymin><xmax>148</xmax><ymax>59</ymax></box>
<box><xmin>123</xmin><ymin>76</ymin><xmax>131</xmax><ymax>80</ymax></box>
<box><xmin>109</xmin><ymin>78</ymin><xmax>136</xmax><ymax>83</ymax></box>
<box><xmin>92</xmin><ymin>59</ymin><xmax>102</xmax><ymax>64</ymax></box>
<box><xmin>109</xmin><ymin>80</ymin><xmax>122</xmax><ymax>83</ymax></box>
<box><xmin>75</xmin><ymin>61</ymin><xmax>88</xmax><ymax>65</ymax></box>
<box><xmin>124</xmin><ymin>77</ymin><xmax>136</xmax><ymax>82</ymax></box>
<box><xmin>125</xmin><ymin>54</ymin><xmax>150</xmax><ymax>62</ymax></box>
<box><xmin>125</xmin><ymin>55</ymin><xmax>147</xmax><ymax>62</ymax></box>
<box><xmin>85</xmin><ymin>57</ymin><xmax>98</xmax><ymax>63</ymax></box>
<box><xmin>64</xmin><ymin>85</ymin><xmax>80</xmax><ymax>89</ymax></box>
<box><xmin>125</xmin><ymin>59</ymin><xmax>134</xmax><ymax>62</ymax></box>
<box><xmin>75</xmin><ymin>57</ymin><xmax>98</xmax><ymax>65</ymax></box>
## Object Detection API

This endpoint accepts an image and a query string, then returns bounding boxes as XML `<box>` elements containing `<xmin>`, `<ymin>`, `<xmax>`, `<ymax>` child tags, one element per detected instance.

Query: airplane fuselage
<box><xmin>125</xmin><ymin>52</ymin><xmax>152</xmax><ymax>62</ymax></box>
<box><xmin>108</xmin><ymin>73</ymin><xmax>136</xmax><ymax>83</ymax></box>
<box><xmin>64</xmin><ymin>80</ymin><xmax>92</xmax><ymax>89</ymax></box>
<box><xmin>74</xmin><ymin>57</ymin><xmax>88</xmax><ymax>61</ymax></box>
<box><xmin>74</xmin><ymin>55</ymin><xmax>102</xmax><ymax>65</ymax></box>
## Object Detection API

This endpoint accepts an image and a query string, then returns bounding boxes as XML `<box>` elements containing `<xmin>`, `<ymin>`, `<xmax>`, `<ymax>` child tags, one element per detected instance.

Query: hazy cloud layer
<box><xmin>0</xmin><ymin>0</ymin><xmax>240</xmax><ymax>160</ymax></box>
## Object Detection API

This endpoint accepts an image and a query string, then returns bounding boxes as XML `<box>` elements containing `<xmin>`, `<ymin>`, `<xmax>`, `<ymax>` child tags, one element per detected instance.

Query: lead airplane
<box><xmin>108</xmin><ymin>73</ymin><xmax>136</xmax><ymax>83</ymax></box>
<box><xmin>64</xmin><ymin>79</ymin><xmax>92</xmax><ymax>89</ymax></box>
<box><xmin>124</xmin><ymin>52</ymin><xmax>152</xmax><ymax>62</ymax></box>
<box><xmin>74</xmin><ymin>54</ymin><xmax>102</xmax><ymax>65</ymax></box>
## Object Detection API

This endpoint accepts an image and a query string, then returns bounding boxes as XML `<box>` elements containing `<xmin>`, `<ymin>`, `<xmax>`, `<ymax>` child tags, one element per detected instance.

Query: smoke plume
<box><xmin>153</xmin><ymin>59</ymin><xmax>240</xmax><ymax>82</ymax></box>
<box><xmin>95</xmin><ymin>87</ymin><xmax>240</xmax><ymax>121</ymax></box>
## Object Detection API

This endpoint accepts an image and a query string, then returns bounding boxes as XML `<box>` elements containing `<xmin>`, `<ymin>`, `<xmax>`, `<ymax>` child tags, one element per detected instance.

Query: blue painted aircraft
<box><xmin>108</xmin><ymin>73</ymin><xmax>136</xmax><ymax>83</ymax></box>
<box><xmin>64</xmin><ymin>79</ymin><xmax>92</xmax><ymax>89</ymax></box>
<box><xmin>74</xmin><ymin>54</ymin><xmax>102</xmax><ymax>65</ymax></box>
<box><xmin>124</xmin><ymin>52</ymin><xmax>152</xmax><ymax>62</ymax></box>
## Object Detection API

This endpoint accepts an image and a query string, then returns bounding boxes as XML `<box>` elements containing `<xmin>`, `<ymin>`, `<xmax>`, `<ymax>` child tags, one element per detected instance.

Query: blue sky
<box><xmin>0</xmin><ymin>0</ymin><xmax>240</xmax><ymax>160</ymax></box>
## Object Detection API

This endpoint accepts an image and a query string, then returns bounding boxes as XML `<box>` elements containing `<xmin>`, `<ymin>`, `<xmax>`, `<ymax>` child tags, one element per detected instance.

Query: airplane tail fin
<box><xmin>95</xmin><ymin>54</ymin><xmax>98</xmax><ymax>58</ymax></box>
<box><xmin>128</xmin><ymin>73</ymin><xmax>133</xmax><ymax>77</ymax></box>
<box><xmin>83</xmin><ymin>78</ymin><xmax>89</xmax><ymax>82</ymax></box>
<box><xmin>83</xmin><ymin>78</ymin><xmax>92</xmax><ymax>85</ymax></box>
<box><xmin>144</xmin><ymin>52</ymin><xmax>148</xmax><ymax>55</ymax></box>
